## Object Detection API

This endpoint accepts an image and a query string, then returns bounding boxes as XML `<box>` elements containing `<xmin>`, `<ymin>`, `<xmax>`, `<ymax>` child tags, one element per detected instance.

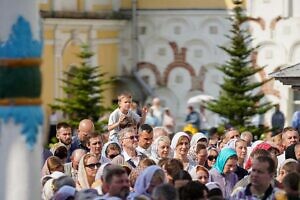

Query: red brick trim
<box><xmin>137</xmin><ymin>62</ymin><xmax>162</xmax><ymax>85</ymax></box>
<box><xmin>163</xmin><ymin>42</ymin><xmax>196</xmax><ymax>85</ymax></box>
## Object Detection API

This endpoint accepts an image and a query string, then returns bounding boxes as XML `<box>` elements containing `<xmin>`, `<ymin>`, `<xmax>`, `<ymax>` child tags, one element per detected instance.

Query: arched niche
<box><xmin>161</xmin><ymin>17</ymin><xmax>193</xmax><ymax>40</ymax></box>
<box><xmin>144</xmin><ymin>37</ymin><xmax>174</xmax><ymax>72</ymax></box>
<box><xmin>256</xmin><ymin>41</ymin><xmax>287</xmax><ymax>73</ymax></box>
<box><xmin>183</xmin><ymin>39</ymin><xmax>212</xmax><ymax>68</ymax></box>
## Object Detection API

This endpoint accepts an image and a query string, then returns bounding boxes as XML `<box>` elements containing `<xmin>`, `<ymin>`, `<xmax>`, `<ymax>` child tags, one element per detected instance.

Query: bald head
<box><xmin>153</xmin><ymin>126</ymin><xmax>168</xmax><ymax>140</ymax></box>
<box><xmin>78</xmin><ymin>119</ymin><xmax>94</xmax><ymax>142</ymax></box>
<box><xmin>71</xmin><ymin>149</ymin><xmax>86</xmax><ymax>170</ymax></box>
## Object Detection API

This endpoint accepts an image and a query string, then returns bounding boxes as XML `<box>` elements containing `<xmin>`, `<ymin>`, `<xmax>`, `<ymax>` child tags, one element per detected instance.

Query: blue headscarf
<box><xmin>213</xmin><ymin>148</ymin><xmax>237</xmax><ymax>173</ymax></box>
<box><xmin>132</xmin><ymin>165</ymin><xmax>165</xmax><ymax>198</ymax></box>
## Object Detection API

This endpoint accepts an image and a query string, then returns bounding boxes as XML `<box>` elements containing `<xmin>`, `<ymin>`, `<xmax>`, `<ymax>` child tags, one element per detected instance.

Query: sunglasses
<box><xmin>108</xmin><ymin>154</ymin><xmax>119</xmax><ymax>159</ymax></box>
<box><xmin>85</xmin><ymin>162</ymin><xmax>101</xmax><ymax>169</ymax></box>
<box><xmin>124</xmin><ymin>135</ymin><xmax>139</xmax><ymax>140</ymax></box>
<box><xmin>207</xmin><ymin>155</ymin><xmax>217</xmax><ymax>161</ymax></box>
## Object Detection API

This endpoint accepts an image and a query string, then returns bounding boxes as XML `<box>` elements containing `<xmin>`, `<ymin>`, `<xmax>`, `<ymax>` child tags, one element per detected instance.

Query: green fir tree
<box><xmin>206</xmin><ymin>1</ymin><xmax>273</xmax><ymax>136</ymax></box>
<box><xmin>50</xmin><ymin>44</ymin><xmax>114</xmax><ymax>131</ymax></box>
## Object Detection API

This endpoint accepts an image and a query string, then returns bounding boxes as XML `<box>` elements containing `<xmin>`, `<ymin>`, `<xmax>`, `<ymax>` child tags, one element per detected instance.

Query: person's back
<box><xmin>271</xmin><ymin>104</ymin><xmax>285</xmax><ymax>133</ymax></box>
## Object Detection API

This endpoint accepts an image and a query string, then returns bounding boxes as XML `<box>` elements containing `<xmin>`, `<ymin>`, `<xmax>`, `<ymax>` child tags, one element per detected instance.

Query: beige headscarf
<box><xmin>77</xmin><ymin>153</ymin><xmax>97</xmax><ymax>190</ymax></box>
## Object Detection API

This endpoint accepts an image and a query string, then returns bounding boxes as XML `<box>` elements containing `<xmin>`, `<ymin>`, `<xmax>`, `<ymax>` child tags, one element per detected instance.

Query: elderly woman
<box><xmin>76</xmin><ymin>153</ymin><xmax>100</xmax><ymax>189</ymax></box>
<box><xmin>150</xmin><ymin>136</ymin><xmax>172</xmax><ymax>164</ymax></box>
<box><xmin>129</xmin><ymin>165</ymin><xmax>166</xmax><ymax>199</ymax></box>
<box><xmin>171</xmin><ymin>132</ymin><xmax>195</xmax><ymax>172</ymax></box>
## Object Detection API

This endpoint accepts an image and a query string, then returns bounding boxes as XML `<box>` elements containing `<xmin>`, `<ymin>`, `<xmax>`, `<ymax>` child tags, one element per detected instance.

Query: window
<box><xmin>139</xmin><ymin>26</ymin><xmax>147</xmax><ymax>35</ymax></box>
<box><xmin>174</xmin><ymin>26</ymin><xmax>181</xmax><ymax>35</ymax></box>
<box><xmin>293</xmin><ymin>90</ymin><xmax>300</xmax><ymax>112</ymax></box>
<box><xmin>142</xmin><ymin>75</ymin><xmax>149</xmax><ymax>84</ymax></box>
<box><xmin>209</xmin><ymin>26</ymin><xmax>218</xmax><ymax>34</ymax></box>
<box><xmin>194</xmin><ymin>49</ymin><xmax>203</xmax><ymax>58</ymax></box>
<box><xmin>282</xmin><ymin>26</ymin><xmax>291</xmax><ymax>35</ymax></box>
<box><xmin>122</xmin><ymin>48</ymin><xmax>129</xmax><ymax>56</ymax></box>
<box><xmin>265</xmin><ymin>50</ymin><xmax>273</xmax><ymax>59</ymax></box>
<box><xmin>175</xmin><ymin>75</ymin><xmax>183</xmax><ymax>83</ymax></box>
<box><xmin>158</xmin><ymin>48</ymin><xmax>166</xmax><ymax>56</ymax></box>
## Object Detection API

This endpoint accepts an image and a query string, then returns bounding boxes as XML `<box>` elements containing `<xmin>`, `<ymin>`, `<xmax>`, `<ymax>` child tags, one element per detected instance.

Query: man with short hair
<box><xmin>70</xmin><ymin>119</ymin><xmax>94</xmax><ymax>153</ymax></box>
<box><xmin>87</xmin><ymin>131</ymin><xmax>110</xmax><ymax>164</ymax></box>
<box><xmin>101</xmin><ymin>165</ymin><xmax>130</xmax><ymax>200</ymax></box>
<box><xmin>56</xmin><ymin>122</ymin><xmax>72</xmax><ymax>147</ymax></box>
<box><xmin>64</xmin><ymin>149</ymin><xmax>86</xmax><ymax>181</ymax></box>
<box><xmin>277</xmin><ymin>127</ymin><xmax>299</xmax><ymax>171</ymax></box>
<box><xmin>240</xmin><ymin>131</ymin><xmax>253</xmax><ymax>147</ymax></box>
<box><xmin>55</xmin><ymin>122</ymin><xmax>72</xmax><ymax>161</ymax></box>
<box><xmin>282</xmin><ymin>127</ymin><xmax>299</xmax><ymax>149</ymax></box>
<box><xmin>111</xmin><ymin>127</ymin><xmax>147</xmax><ymax>169</ymax></box>
<box><xmin>136</xmin><ymin>124</ymin><xmax>153</xmax><ymax>157</ymax></box>
<box><xmin>231</xmin><ymin>156</ymin><xmax>281</xmax><ymax>200</ymax></box>
<box><xmin>224</xmin><ymin>128</ymin><xmax>240</xmax><ymax>144</ymax></box>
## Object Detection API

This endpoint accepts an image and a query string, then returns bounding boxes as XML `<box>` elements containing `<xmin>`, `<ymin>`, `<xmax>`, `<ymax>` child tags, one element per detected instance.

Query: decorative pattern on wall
<box><xmin>0</xmin><ymin>16</ymin><xmax>43</xmax><ymax>149</ymax></box>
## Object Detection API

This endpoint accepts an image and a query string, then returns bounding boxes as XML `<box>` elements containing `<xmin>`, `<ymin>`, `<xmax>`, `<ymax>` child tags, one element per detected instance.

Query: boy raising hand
<box><xmin>108</xmin><ymin>93</ymin><xmax>147</xmax><ymax>141</ymax></box>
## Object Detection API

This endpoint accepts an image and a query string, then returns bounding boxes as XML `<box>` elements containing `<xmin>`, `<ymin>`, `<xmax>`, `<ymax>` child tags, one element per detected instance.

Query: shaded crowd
<box><xmin>42</xmin><ymin>93</ymin><xmax>300</xmax><ymax>200</ymax></box>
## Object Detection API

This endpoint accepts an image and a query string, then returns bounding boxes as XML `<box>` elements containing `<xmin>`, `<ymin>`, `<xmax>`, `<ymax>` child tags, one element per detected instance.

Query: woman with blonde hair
<box><xmin>76</xmin><ymin>153</ymin><xmax>100</xmax><ymax>189</ymax></box>
<box><xmin>171</xmin><ymin>132</ymin><xmax>195</xmax><ymax>172</ymax></box>
<box><xmin>41</xmin><ymin>156</ymin><xmax>64</xmax><ymax>176</ymax></box>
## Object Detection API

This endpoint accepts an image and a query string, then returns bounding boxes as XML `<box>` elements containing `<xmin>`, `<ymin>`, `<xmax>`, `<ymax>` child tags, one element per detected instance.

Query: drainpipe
<box><xmin>131</xmin><ymin>0</ymin><xmax>138</xmax><ymax>72</ymax></box>
<box><xmin>131</xmin><ymin>0</ymin><xmax>153</xmax><ymax>97</ymax></box>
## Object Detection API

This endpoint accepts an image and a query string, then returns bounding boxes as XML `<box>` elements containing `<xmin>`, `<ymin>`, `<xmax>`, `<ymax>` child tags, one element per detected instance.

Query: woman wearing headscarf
<box><xmin>225</xmin><ymin>139</ymin><xmax>248</xmax><ymax>180</ymax></box>
<box><xmin>129</xmin><ymin>165</ymin><xmax>166</xmax><ymax>199</ymax></box>
<box><xmin>76</xmin><ymin>153</ymin><xmax>101</xmax><ymax>190</ymax></box>
<box><xmin>209</xmin><ymin>147</ymin><xmax>238</xmax><ymax>199</ymax></box>
<box><xmin>205</xmin><ymin>147</ymin><xmax>219</xmax><ymax>170</ymax></box>
<box><xmin>190</xmin><ymin>165</ymin><xmax>209</xmax><ymax>184</ymax></box>
<box><xmin>188</xmin><ymin>132</ymin><xmax>208</xmax><ymax>161</ymax></box>
<box><xmin>101</xmin><ymin>141</ymin><xmax>121</xmax><ymax>162</ymax></box>
<box><xmin>171</xmin><ymin>132</ymin><xmax>196</xmax><ymax>172</ymax></box>
<box><xmin>150</xmin><ymin>135</ymin><xmax>172</xmax><ymax>164</ymax></box>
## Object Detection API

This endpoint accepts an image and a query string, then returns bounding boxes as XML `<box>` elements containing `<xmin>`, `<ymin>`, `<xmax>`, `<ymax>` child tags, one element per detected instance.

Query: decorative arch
<box><xmin>163</xmin><ymin>42</ymin><xmax>196</xmax><ymax>85</ymax></box>
<box><xmin>137</xmin><ymin>62</ymin><xmax>162</xmax><ymax>85</ymax></box>
<box><xmin>241</xmin><ymin>17</ymin><xmax>265</xmax><ymax>30</ymax></box>
<box><xmin>61</xmin><ymin>38</ymin><xmax>83</xmax><ymax>56</ymax></box>
<box><xmin>251</xmin><ymin>51</ymin><xmax>281</xmax><ymax>98</ymax></box>
<box><xmin>289</xmin><ymin>41</ymin><xmax>300</xmax><ymax>62</ymax></box>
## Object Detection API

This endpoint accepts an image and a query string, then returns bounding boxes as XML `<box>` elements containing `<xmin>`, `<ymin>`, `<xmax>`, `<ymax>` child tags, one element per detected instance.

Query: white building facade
<box><xmin>119</xmin><ymin>0</ymin><xmax>300</xmax><ymax>129</ymax></box>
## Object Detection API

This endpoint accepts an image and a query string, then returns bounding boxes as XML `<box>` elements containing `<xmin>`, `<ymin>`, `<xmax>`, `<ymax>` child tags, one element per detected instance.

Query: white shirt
<box><xmin>136</xmin><ymin>146</ymin><xmax>151</xmax><ymax>157</ymax></box>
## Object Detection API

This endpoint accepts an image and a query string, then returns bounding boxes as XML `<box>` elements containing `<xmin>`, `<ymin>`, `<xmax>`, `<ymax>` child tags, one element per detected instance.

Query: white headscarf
<box><xmin>188</xmin><ymin>132</ymin><xmax>208</xmax><ymax>160</ymax></box>
<box><xmin>101</xmin><ymin>141</ymin><xmax>121</xmax><ymax>162</ymax></box>
<box><xmin>41</xmin><ymin>172</ymin><xmax>65</xmax><ymax>200</ymax></box>
<box><xmin>170</xmin><ymin>132</ymin><xmax>190</xmax><ymax>150</ymax></box>
<box><xmin>224</xmin><ymin>138</ymin><xmax>238</xmax><ymax>150</ymax></box>
<box><xmin>150</xmin><ymin>136</ymin><xmax>172</xmax><ymax>163</ymax></box>
<box><xmin>190</xmin><ymin>132</ymin><xmax>207</xmax><ymax>147</ymax></box>
<box><xmin>189</xmin><ymin>165</ymin><xmax>209</xmax><ymax>181</ymax></box>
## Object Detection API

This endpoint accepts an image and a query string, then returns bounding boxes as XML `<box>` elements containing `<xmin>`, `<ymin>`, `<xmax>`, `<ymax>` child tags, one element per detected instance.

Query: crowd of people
<box><xmin>42</xmin><ymin>93</ymin><xmax>300</xmax><ymax>200</ymax></box>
